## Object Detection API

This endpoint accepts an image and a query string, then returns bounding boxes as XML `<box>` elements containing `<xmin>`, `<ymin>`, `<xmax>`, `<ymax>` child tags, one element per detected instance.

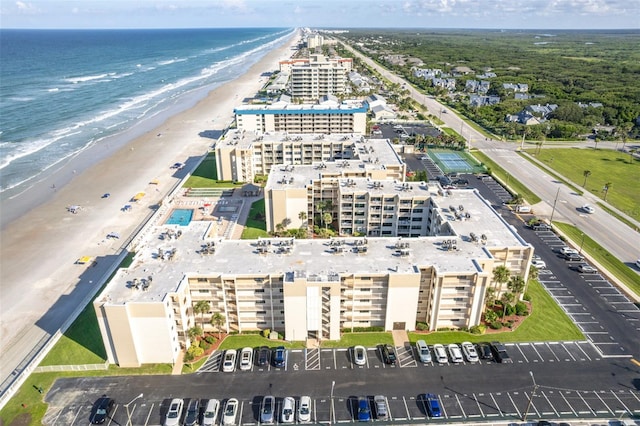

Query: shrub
<box><xmin>522</xmin><ymin>293</ymin><xmax>532</xmax><ymax>301</ymax></box>
<box><xmin>490</xmin><ymin>321</ymin><xmax>503</xmax><ymax>330</ymax></box>
<box><xmin>262</xmin><ymin>329</ymin><xmax>271</xmax><ymax>338</ymax></box>
<box><xmin>416</xmin><ymin>322</ymin><xmax>429</xmax><ymax>331</ymax></box>
<box><xmin>469</xmin><ymin>325</ymin><xmax>486</xmax><ymax>335</ymax></box>
<box><xmin>349</xmin><ymin>326</ymin><xmax>385</xmax><ymax>332</ymax></box>
<box><xmin>201</xmin><ymin>341</ymin><xmax>211</xmax><ymax>351</ymax></box>
<box><xmin>505</xmin><ymin>304</ymin><xmax>516</xmax><ymax>316</ymax></box>
<box><xmin>205</xmin><ymin>335</ymin><xmax>216</xmax><ymax>344</ymax></box>
<box><xmin>505</xmin><ymin>320</ymin><xmax>515</xmax><ymax>328</ymax></box>
<box><xmin>515</xmin><ymin>301</ymin><xmax>529</xmax><ymax>316</ymax></box>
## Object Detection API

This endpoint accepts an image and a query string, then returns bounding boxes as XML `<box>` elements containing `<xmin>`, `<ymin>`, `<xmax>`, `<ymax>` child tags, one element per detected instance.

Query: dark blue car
<box><xmin>357</xmin><ymin>397</ymin><xmax>371</xmax><ymax>422</ymax></box>
<box><xmin>273</xmin><ymin>346</ymin><xmax>286</xmax><ymax>368</ymax></box>
<box><xmin>425</xmin><ymin>393</ymin><xmax>441</xmax><ymax>418</ymax></box>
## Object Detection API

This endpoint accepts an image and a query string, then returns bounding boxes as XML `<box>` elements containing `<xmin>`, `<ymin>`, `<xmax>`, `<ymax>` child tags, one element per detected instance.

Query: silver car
<box><xmin>260</xmin><ymin>395</ymin><xmax>275</xmax><ymax>424</ymax></box>
<box><xmin>461</xmin><ymin>342</ymin><xmax>479</xmax><ymax>362</ymax></box>
<box><xmin>202</xmin><ymin>399</ymin><xmax>220</xmax><ymax>426</ymax></box>
<box><xmin>433</xmin><ymin>344</ymin><xmax>448</xmax><ymax>364</ymax></box>
<box><xmin>223</xmin><ymin>398</ymin><xmax>239</xmax><ymax>425</ymax></box>
<box><xmin>164</xmin><ymin>398</ymin><xmax>183</xmax><ymax>426</ymax></box>
<box><xmin>415</xmin><ymin>340</ymin><xmax>431</xmax><ymax>363</ymax></box>
<box><xmin>353</xmin><ymin>345</ymin><xmax>367</xmax><ymax>366</ymax></box>
<box><xmin>298</xmin><ymin>396</ymin><xmax>312</xmax><ymax>423</ymax></box>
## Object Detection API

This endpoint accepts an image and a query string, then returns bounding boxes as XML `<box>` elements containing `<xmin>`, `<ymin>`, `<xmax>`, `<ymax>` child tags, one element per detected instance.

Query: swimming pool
<box><xmin>165</xmin><ymin>209</ymin><xmax>193</xmax><ymax>226</ymax></box>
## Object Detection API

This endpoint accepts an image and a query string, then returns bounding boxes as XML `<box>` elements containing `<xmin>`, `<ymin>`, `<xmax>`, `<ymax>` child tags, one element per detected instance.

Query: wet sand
<box><xmin>0</xmin><ymin>31</ymin><xmax>299</xmax><ymax>376</ymax></box>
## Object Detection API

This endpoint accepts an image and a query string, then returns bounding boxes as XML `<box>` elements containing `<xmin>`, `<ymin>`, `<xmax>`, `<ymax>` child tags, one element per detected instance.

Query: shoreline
<box><xmin>0</xmin><ymin>30</ymin><xmax>299</xmax><ymax>376</ymax></box>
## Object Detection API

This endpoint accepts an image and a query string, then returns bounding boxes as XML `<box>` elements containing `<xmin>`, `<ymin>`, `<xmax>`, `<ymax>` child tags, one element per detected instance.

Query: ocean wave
<box><xmin>0</xmin><ymin>130</ymin><xmax>81</xmax><ymax>171</ymax></box>
<box><xmin>64</xmin><ymin>73</ymin><xmax>110</xmax><ymax>84</ymax></box>
<box><xmin>8</xmin><ymin>96</ymin><xmax>35</xmax><ymax>102</ymax></box>
<box><xmin>157</xmin><ymin>58</ymin><xmax>188</xmax><ymax>66</ymax></box>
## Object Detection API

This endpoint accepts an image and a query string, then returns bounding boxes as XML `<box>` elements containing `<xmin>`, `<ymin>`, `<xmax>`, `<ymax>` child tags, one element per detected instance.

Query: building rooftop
<box><xmin>99</xmin><ymin>189</ymin><xmax>529</xmax><ymax>305</ymax></box>
<box><xmin>233</xmin><ymin>100</ymin><xmax>367</xmax><ymax>115</ymax></box>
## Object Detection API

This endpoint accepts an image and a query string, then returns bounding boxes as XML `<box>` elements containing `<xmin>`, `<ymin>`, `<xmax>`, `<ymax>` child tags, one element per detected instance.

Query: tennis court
<box><xmin>427</xmin><ymin>150</ymin><xmax>484</xmax><ymax>174</ymax></box>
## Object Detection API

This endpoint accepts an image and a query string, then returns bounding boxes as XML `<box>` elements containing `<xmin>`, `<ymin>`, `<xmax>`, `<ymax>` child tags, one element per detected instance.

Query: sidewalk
<box><xmin>392</xmin><ymin>330</ymin><xmax>409</xmax><ymax>347</ymax></box>
<box><xmin>171</xmin><ymin>350</ymin><xmax>184</xmax><ymax>375</ymax></box>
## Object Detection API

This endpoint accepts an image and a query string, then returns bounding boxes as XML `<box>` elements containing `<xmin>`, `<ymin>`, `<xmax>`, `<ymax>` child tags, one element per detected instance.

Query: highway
<box><xmin>339</xmin><ymin>40</ymin><xmax>640</xmax><ymax>280</ymax></box>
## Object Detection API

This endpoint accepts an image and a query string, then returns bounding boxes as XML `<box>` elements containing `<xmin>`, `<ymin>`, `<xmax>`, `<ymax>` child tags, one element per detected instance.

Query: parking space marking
<box><xmin>402</xmin><ymin>396</ymin><xmax>412</xmax><ymax>420</ymax></box>
<box><xmin>545</xmin><ymin>342</ymin><xmax>561</xmax><ymax>361</ymax></box>
<box><xmin>472</xmin><ymin>393</ymin><xmax>485</xmax><ymax>417</ymax></box>
<box><xmin>515</xmin><ymin>343</ymin><xmax>529</xmax><ymax>363</ymax></box>
<box><xmin>143</xmin><ymin>402</ymin><xmax>154</xmax><ymax>426</ymax></box>
<box><xmin>454</xmin><ymin>394</ymin><xmax>466</xmax><ymax>418</ymax></box>
<box><xmin>305</xmin><ymin>348</ymin><xmax>321</xmax><ymax>370</ymax></box>
<box><xmin>540</xmin><ymin>391</ymin><xmax>558</xmax><ymax>416</ymax></box>
<box><xmin>438</xmin><ymin>395</ymin><xmax>448</xmax><ymax>419</ymax></box>
<box><xmin>506</xmin><ymin>393</ymin><xmax>522</xmax><ymax>418</ymax></box>
<box><xmin>611</xmin><ymin>390</ymin><xmax>632</xmax><ymax>417</ymax></box>
<box><xmin>560</xmin><ymin>391</ymin><xmax>578</xmax><ymax>416</ymax></box>
<box><xmin>594</xmin><ymin>390</ymin><xmax>614</xmax><ymax>415</ymax></box>
<box><xmin>576</xmin><ymin>391</ymin><xmax>596</xmax><ymax>415</ymax></box>
<box><xmin>531</xmin><ymin>342</ymin><xmax>545</xmax><ymax>362</ymax></box>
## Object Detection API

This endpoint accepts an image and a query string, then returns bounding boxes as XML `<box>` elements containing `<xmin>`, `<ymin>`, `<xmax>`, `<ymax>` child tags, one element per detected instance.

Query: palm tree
<box><xmin>603</xmin><ymin>182</ymin><xmax>612</xmax><ymax>201</ymax></box>
<box><xmin>492</xmin><ymin>265</ymin><xmax>510</xmax><ymax>292</ymax></box>
<box><xmin>511</xmin><ymin>193</ymin><xmax>523</xmax><ymax>206</ymax></box>
<box><xmin>298</xmin><ymin>211</ymin><xmax>307</xmax><ymax>229</ymax></box>
<box><xmin>501</xmin><ymin>292</ymin><xmax>515</xmax><ymax>318</ymax></box>
<box><xmin>322</xmin><ymin>212</ymin><xmax>332</xmax><ymax>230</ymax></box>
<box><xmin>582</xmin><ymin>170</ymin><xmax>591</xmax><ymax>188</ymax></box>
<box><xmin>507</xmin><ymin>276</ymin><xmax>526</xmax><ymax>300</ymax></box>
<box><xmin>484</xmin><ymin>287</ymin><xmax>496</xmax><ymax>309</ymax></box>
<box><xmin>210</xmin><ymin>312</ymin><xmax>225</xmax><ymax>340</ymax></box>
<box><xmin>629</xmin><ymin>148</ymin><xmax>638</xmax><ymax>164</ymax></box>
<box><xmin>528</xmin><ymin>264</ymin><xmax>539</xmax><ymax>282</ymax></box>
<box><xmin>193</xmin><ymin>300</ymin><xmax>210</xmax><ymax>336</ymax></box>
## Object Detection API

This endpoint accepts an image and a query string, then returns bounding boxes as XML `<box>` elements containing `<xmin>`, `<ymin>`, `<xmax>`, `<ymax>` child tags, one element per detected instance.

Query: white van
<box><xmin>415</xmin><ymin>340</ymin><xmax>432</xmax><ymax>363</ymax></box>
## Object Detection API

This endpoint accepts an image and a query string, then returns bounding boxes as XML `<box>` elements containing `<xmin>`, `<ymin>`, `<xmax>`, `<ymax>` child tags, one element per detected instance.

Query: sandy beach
<box><xmin>0</xmin><ymin>31</ymin><xmax>299</xmax><ymax>381</ymax></box>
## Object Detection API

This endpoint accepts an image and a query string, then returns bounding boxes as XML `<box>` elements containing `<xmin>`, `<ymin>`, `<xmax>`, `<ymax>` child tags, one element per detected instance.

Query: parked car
<box><xmin>257</xmin><ymin>346</ymin><xmax>270</xmax><ymax>366</ymax></box>
<box><xmin>447</xmin><ymin>343</ymin><xmax>464</xmax><ymax>363</ymax></box>
<box><xmin>563</xmin><ymin>252</ymin><xmax>584</xmax><ymax>261</ymax></box>
<box><xmin>425</xmin><ymin>394</ymin><xmax>442</xmax><ymax>418</ymax></box>
<box><xmin>357</xmin><ymin>397</ymin><xmax>371</xmax><ymax>422</ymax></box>
<box><xmin>184</xmin><ymin>399</ymin><xmax>200</xmax><ymax>426</ymax></box>
<box><xmin>433</xmin><ymin>344</ymin><xmax>448</xmax><ymax>364</ymax></box>
<box><xmin>164</xmin><ymin>398</ymin><xmax>184</xmax><ymax>426</ymax></box>
<box><xmin>531</xmin><ymin>259</ymin><xmax>547</xmax><ymax>269</ymax></box>
<box><xmin>490</xmin><ymin>341</ymin><xmax>513</xmax><ymax>363</ymax></box>
<box><xmin>461</xmin><ymin>342</ymin><xmax>479</xmax><ymax>362</ymax></box>
<box><xmin>476</xmin><ymin>343</ymin><xmax>493</xmax><ymax>360</ymax></box>
<box><xmin>260</xmin><ymin>395</ymin><xmax>275</xmax><ymax>424</ymax></box>
<box><xmin>577</xmin><ymin>263</ymin><xmax>598</xmax><ymax>273</ymax></box>
<box><xmin>353</xmin><ymin>345</ymin><xmax>367</xmax><ymax>366</ymax></box>
<box><xmin>273</xmin><ymin>346</ymin><xmax>287</xmax><ymax>368</ymax></box>
<box><xmin>89</xmin><ymin>396</ymin><xmax>115</xmax><ymax>424</ymax></box>
<box><xmin>415</xmin><ymin>340</ymin><xmax>432</xmax><ymax>363</ymax></box>
<box><xmin>559</xmin><ymin>246</ymin><xmax>578</xmax><ymax>256</ymax></box>
<box><xmin>581</xmin><ymin>204</ymin><xmax>595</xmax><ymax>214</ymax></box>
<box><xmin>531</xmin><ymin>222</ymin><xmax>550</xmax><ymax>231</ymax></box>
<box><xmin>202</xmin><ymin>399</ymin><xmax>220</xmax><ymax>426</ymax></box>
<box><xmin>222</xmin><ymin>349</ymin><xmax>237</xmax><ymax>372</ymax></box>
<box><xmin>223</xmin><ymin>399</ymin><xmax>239</xmax><ymax>425</ymax></box>
<box><xmin>298</xmin><ymin>395</ymin><xmax>312</xmax><ymax>423</ymax></box>
<box><xmin>281</xmin><ymin>397</ymin><xmax>295</xmax><ymax>423</ymax></box>
<box><xmin>380</xmin><ymin>344</ymin><xmax>397</xmax><ymax>365</ymax></box>
<box><xmin>373</xmin><ymin>395</ymin><xmax>388</xmax><ymax>420</ymax></box>
<box><xmin>239</xmin><ymin>347</ymin><xmax>253</xmax><ymax>371</ymax></box>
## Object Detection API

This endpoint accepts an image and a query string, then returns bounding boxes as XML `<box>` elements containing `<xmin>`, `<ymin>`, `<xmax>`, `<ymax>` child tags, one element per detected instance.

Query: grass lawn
<box><xmin>39</xmin><ymin>304</ymin><xmax>106</xmax><ymax>366</ymax></box>
<box><xmin>320</xmin><ymin>332</ymin><xmax>393</xmax><ymax>348</ymax></box>
<box><xmin>554</xmin><ymin>222</ymin><xmax>640</xmax><ymax>297</ymax></box>
<box><xmin>241</xmin><ymin>198</ymin><xmax>269</xmax><ymax>239</ymax></box>
<box><xmin>527</xmin><ymin>147</ymin><xmax>640</xmax><ymax>221</ymax></box>
<box><xmin>471</xmin><ymin>149</ymin><xmax>542</xmax><ymax>205</ymax></box>
<box><xmin>218</xmin><ymin>335</ymin><xmax>306</xmax><ymax>350</ymax></box>
<box><xmin>182</xmin><ymin>152</ymin><xmax>217</xmax><ymax>188</ymax></box>
<box><xmin>409</xmin><ymin>280</ymin><xmax>583</xmax><ymax>344</ymax></box>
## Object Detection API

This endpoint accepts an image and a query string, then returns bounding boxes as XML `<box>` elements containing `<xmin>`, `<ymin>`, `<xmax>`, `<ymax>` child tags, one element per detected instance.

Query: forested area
<box><xmin>336</xmin><ymin>29</ymin><xmax>640</xmax><ymax>141</ymax></box>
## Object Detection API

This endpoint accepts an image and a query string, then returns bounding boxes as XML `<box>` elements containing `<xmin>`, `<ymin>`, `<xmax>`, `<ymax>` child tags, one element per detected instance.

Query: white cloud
<box><xmin>15</xmin><ymin>1</ymin><xmax>40</xmax><ymax>14</ymax></box>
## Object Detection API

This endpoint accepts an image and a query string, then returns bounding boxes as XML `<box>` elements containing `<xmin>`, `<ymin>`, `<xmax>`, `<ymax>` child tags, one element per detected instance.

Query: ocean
<box><xmin>0</xmin><ymin>28</ymin><xmax>293</xmax><ymax>197</ymax></box>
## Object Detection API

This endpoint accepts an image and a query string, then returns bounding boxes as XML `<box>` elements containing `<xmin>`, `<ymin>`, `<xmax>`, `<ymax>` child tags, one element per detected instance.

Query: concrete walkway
<box><xmin>392</xmin><ymin>330</ymin><xmax>409</xmax><ymax>347</ymax></box>
<box><xmin>171</xmin><ymin>350</ymin><xmax>184</xmax><ymax>375</ymax></box>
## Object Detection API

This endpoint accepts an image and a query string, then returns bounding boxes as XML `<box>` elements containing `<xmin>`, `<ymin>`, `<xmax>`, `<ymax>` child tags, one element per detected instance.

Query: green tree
<box><xmin>210</xmin><ymin>312</ymin><xmax>225</xmax><ymax>340</ymax></box>
<box><xmin>193</xmin><ymin>300</ymin><xmax>210</xmax><ymax>335</ymax></box>
<box><xmin>501</xmin><ymin>292</ymin><xmax>515</xmax><ymax>318</ymax></box>
<box><xmin>629</xmin><ymin>148</ymin><xmax>637</xmax><ymax>165</ymax></box>
<box><xmin>528</xmin><ymin>264</ymin><xmax>539</xmax><ymax>282</ymax></box>
<box><xmin>492</xmin><ymin>265</ymin><xmax>511</xmax><ymax>291</ymax></box>
<box><xmin>582</xmin><ymin>170</ymin><xmax>591</xmax><ymax>188</ymax></box>
<box><xmin>188</xmin><ymin>326</ymin><xmax>202</xmax><ymax>341</ymax></box>
<box><xmin>483</xmin><ymin>309</ymin><xmax>498</xmax><ymax>323</ymax></box>
<box><xmin>323</xmin><ymin>212</ymin><xmax>333</xmax><ymax>230</ymax></box>
<box><xmin>603</xmin><ymin>182</ymin><xmax>612</xmax><ymax>201</ymax></box>
<box><xmin>298</xmin><ymin>211</ymin><xmax>307</xmax><ymax>228</ymax></box>
<box><xmin>484</xmin><ymin>287</ymin><xmax>496</xmax><ymax>309</ymax></box>
<box><xmin>507</xmin><ymin>275</ymin><xmax>526</xmax><ymax>300</ymax></box>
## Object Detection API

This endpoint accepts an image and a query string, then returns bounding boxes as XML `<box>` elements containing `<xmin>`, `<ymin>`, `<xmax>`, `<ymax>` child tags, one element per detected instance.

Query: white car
<box><xmin>461</xmin><ymin>342</ymin><xmax>479</xmax><ymax>362</ymax></box>
<box><xmin>447</xmin><ymin>343</ymin><xmax>464</xmax><ymax>363</ymax></box>
<box><xmin>281</xmin><ymin>397</ymin><xmax>295</xmax><ymax>424</ymax></box>
<box><xmin>531</xmin><ymin>259</ymin><xmax>546</xmax><ymax>269</ymax></box>
<box><xmin>202</xmin><ymin>399</ymin><xmax>220</xmax><ymax>426</ymax></box>
<box><xmin>239</xmin><ymin>347</ymin><xmax>253</xmax><ymax>371</ymax></box>
<box><xmin>222</xmin><ymin>349</ymin><xmax>237</xmax><ymax>373</ymax></box>
<box><xmin>298</xmin><ymin>395</ymin><xmax>312</xmax><ymax>423</ymax></box>
<box><xmin>353</xmin><ymin>345</ymin><xmax>367</xmax><ymax>366</ymax></box>
<box><xmin>164</xmin><ymin>398</ymin><xmax>184</xmax><ymax>426</ymax></box>
<box><xmin>581</xmin><ymin>204</ymin><xmax>595</xmax><ymax>214</ymax></box>
<box><xmin>433</xmin><ymin>344</ymin><xmax>448</xmax><ymax>364</ymax></box>
<box><xmin>415</xmin><ymin>340</ymin><xmax>432</xmax><ymax>363</ymax></box>
<box><xmin>560</xmin><ymin>247</ymin><xmax>578</xmax><ymax>256</ymax></box>
<box><xmin>223</xmin><ymin>398</ymin><xmax>239</xmax><ymax>425</ymax></box>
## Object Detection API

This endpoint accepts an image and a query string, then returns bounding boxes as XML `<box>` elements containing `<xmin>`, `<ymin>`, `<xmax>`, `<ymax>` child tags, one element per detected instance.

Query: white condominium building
<box><xmin>279</xmin><ymin>54</ymin><xmax>352</xmax><ymax>101</ymax></box>
<box><xmin>93</xmin><ymin>187</ymin><xmax>533</xmax><ymax>367</ymax></box>
<box><xmin>233</xmin><ymin>97</ymin><xmax>367</xmax><ymax>135</ymax></box>
<box><xmin>215</xmin><ymin>132</ymin><xmax>397</xmax><ymax>183</ymax></box>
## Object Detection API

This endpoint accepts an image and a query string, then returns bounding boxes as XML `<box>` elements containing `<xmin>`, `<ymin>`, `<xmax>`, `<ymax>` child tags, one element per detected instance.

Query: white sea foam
<box><xmin>158</xmin><ymin>58</ymin><xmax>188</xmax><ymax>66</ymax></box>
<box><xmin>64</xmin><ymin>73</ymin><xmax>109</xmax><ymax>84</ymax></box>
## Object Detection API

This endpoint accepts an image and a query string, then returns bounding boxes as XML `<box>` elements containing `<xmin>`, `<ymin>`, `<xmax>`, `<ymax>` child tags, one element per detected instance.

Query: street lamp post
<box><xmin>522</xmin><ymin>371</ymin><xmax>539</xmax><ymax>421</ymax></box>
<box><xmin>579</xmin><ymin>233</ymin><xmax>586</xmax><ymax>254</ymax></box>
<box><xmin>124</xmin><ymin>393</ymin><xmax>144</xmax><ymax>426</ymax></box>
<box><xmin>549</xmin><ymin>187</ymin><xmax>561</xmax><ymax>224</ymax></box>
<box><xmin>329</xmin><ymin>380</ymin><xmax>335</xmax><ymax>426</ymax></box>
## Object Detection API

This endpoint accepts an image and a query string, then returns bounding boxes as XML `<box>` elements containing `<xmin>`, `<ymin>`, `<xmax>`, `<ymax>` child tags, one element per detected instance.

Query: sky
<box><xmin>1</xmin><ymin>0</ymin><xmax>639</xmax><ymax>30</ymax></box>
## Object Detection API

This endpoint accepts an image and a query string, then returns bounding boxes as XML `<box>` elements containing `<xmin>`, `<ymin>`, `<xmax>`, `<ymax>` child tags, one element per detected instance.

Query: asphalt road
<box><xmin>339</xmin><ymin>40</ymin><xmax>640</xmax><ymax>273</ymax></box>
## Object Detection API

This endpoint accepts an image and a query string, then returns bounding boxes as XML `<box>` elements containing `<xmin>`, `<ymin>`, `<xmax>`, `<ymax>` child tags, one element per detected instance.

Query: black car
<box><xmin>89</xmin><ymin>396</ymin><xmax>115</xmax><ymax>424</ymax></box>
<box><xmin>184</xmin><ymin>399</ymin><xmax>200</xmax><ymax>426</ymax></box>
<box><xmin>476</xmin><ymin>343</ymin><xmax>493</xmax><ymax>360</ymax></box>
<box><xmin>380</xmin><ymin>344</ymin><xmax>397</xmax><ymax>365</ymax></box>
<box><xmin>490</xmin><ymin>341</ymin><xmax>513</xmax><ymax>363</ymax></box>
<box><xmin>257</xmin><ymin>346</ymin><xmax>270</xmax><ymax>366</ymax></box>
<box><xmin>273</xmin><ymin>346</ymin><xmax>286</xmax><ymax>368</ymax></box>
